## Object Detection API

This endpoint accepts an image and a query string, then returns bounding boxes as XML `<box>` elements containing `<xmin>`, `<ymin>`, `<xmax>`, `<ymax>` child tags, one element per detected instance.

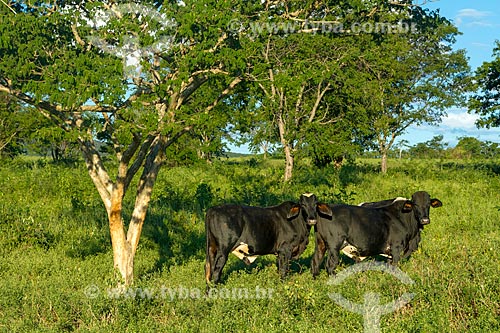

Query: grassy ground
<box><xmin>0</xmin><ymin>157</ymin><xmax>499</xmax><ymax>332</ymax></box>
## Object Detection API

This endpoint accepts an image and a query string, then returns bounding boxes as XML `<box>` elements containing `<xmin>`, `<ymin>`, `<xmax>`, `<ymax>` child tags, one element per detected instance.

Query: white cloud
<box><xmin>403</xmin><ymin>110</ymin><xmax>500</xmax><ymax>146</ymax></box>
<box><xmin>441</xmin><ymin>112</ymin><xmax>479</xmax><ymax>129</ymax></box>
<box><xmin>468</xmin><ymin>21</ymin><xmax>495</xmax><ymax>28</ymax></box>
<box><xmin>457</xmin><ymin>8</ymin><xmax>493</xmax><ymax>19</ymax></box>
<box><xmin>471</xmin><ymin>42</ymin><xmax>492</xmax><ymax>48</ymax></box>
<box><xmin>455</xmin><ymin>8</ymin><xmax>494</xmax><ymax>27</ymax></box>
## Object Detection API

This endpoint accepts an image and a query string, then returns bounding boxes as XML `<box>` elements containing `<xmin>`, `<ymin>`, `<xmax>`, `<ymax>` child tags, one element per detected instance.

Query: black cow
<box><xmin>312</xmin><ymin>191</ymin><xmax>442</xmax><ymax>276</ymax></box>
<box><xmin>205</xmin><ymin>193</ymin><xmax>331</xmax><ymax>286</ymax></box>
<box><xmin>341</xmin><ymin>197</ymin><xmax>411</xmax><ymax>261</ymax></box>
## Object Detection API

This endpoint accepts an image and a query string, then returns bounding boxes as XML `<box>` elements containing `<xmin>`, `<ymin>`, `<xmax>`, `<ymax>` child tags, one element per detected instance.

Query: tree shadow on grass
<box><xmin>338</xmin><ymin>162</ymin><xmax>380</xmax><ymax>188</ymax></box>
<box><xmin>65</xmin><ymin>234</ymin><xmax>109</xmax><ymax>259</ymax></box>
<box><xmin>141</xmin><ymin>212</ymin><xmax>205</xmax><ymax>275</ymax></box>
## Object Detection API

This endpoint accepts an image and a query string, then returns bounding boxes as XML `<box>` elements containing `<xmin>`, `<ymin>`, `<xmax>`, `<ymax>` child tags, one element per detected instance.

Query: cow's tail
<box><xmin>205</xmin><ymin>209</ymin><xmax>216</xmax><ymax>285</ymax></box>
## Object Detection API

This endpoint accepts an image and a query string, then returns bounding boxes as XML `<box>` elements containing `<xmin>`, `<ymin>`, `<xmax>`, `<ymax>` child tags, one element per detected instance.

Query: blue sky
<box><xmin>400</xmin><ymin>0</ymin><xmax>500</xmax><ymax>147</ymax></box>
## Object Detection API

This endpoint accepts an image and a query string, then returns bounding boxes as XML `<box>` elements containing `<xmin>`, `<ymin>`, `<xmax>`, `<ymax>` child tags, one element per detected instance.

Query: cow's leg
<box><xmin>325</xmin><ymin>243</ymin><xmax>342</xmax><ymax>276</ymax></box>
<box><xmin>402</xmin><ymin>233</ymin><xmax>421</xmax><ymax>260</ymax></box>
<box><xmin>277</xmin><ymin>247</ymin><xmax>292</xmax><ymax>280</ymax></box>
<box><xmin>211</xmin><ymin>250</ymin><xmax>230</xmax><ymax>285</ymax></box>
<box><xmin>389</xmin><ymin>243</ymin><xmax>402</xmax><ymax>266</ymax></box>
<box><xmin>311</xmin><ymin>234</ymin><xmax>327</xmax><ymax>278</ymax></box>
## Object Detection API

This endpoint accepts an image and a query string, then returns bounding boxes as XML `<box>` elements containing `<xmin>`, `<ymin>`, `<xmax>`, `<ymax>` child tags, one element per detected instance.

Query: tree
<box><xmin>408</xmin><ymin>135</ymin><xmax>447</xmax><ymax>159</ymax></box>
<box><xmin>0</xmin><ymin>92</ymin><xmax>52</xmax><ymax>158</ymax></box>
<box><xmin>248</xmin><ymin>33</ymin><xmax>354</xmax><ymax>181</ymax></box>
<box><xmin>0</xmin><ymin>1</ymin><xmax>251</xmax><ymax>285</ymax></box>
<box><xmin>453</xmin><ymin>136</ymin><xmax>484</xmax><ymax>159</ymax></box>
<box><xmin>239</xmin><ymin>1</ymin><xmax>378</xmax><ymax>181</ymax></box>
<box><xmin>469</xmin><ymin>41</ymin><xmax>500</xmax><ymax>128</ymax></box>
<box><xmin>238</xmin><ymin>1</ymin><xmax>469</xmax><ymax>177</ymax></box>
<box><xmin>28</xmin><ymin>117</ymin><xmax>81</xmax><ymax>162</ymax></box>
<box><xmin>352</xmin><ymin>3</ymin><xmax>470</xmax><ymax>173</ymax></box>
<box><xmin>482</xmin><ymin>141</ymin><xmax>500</xmax><ymax>158</ymax></box>
<box><xmin>396</xmin><ymin>139</ymin><xmax>410</xmax><ymax>159</ymax></box>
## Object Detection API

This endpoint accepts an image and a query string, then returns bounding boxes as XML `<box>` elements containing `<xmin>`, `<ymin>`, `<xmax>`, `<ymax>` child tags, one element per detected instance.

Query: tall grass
<box><xmin>0</xmin><ymin>157</ymin><xmax>498</xmax><ymax>332</ymax></box>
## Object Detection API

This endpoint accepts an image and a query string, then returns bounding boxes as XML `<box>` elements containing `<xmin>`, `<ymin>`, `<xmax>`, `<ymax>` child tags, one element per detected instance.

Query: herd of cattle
<box><xmin>204</xmin><ymin>191</ymin><xmax>442</xmax><ymax>286</ymax></box>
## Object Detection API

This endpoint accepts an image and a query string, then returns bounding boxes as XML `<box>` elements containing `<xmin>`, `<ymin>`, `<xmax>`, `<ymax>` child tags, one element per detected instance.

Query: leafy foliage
<box><xmin>351</xmin><ymin>5</ymin><xmax>470</xmax><ymax>172</ymax></box>
<box><xmin>469</xmin><ymin>41</ymin><xmax>500</xmax><ymax>128</ymax></box>
<box><xmin>0</xmin><ymin>0</ymin><xmax>474</xmax><ymax>178</ymax></box>
<box><xmin>408</xmin><ymin>135</ymin><xmax>448</xmax><ymax>159</ymax></box>
<box><xmin>0</xmin><ymin>92</ymin><xmax>25</xmax><ymax>157</ymax></box>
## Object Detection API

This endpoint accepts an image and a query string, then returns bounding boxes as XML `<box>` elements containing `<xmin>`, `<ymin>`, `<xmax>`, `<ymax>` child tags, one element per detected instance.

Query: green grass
<box><xmin>0</xmin><ymin>157</ymin><xmax>499</xmax><ymax>332</ymax></box>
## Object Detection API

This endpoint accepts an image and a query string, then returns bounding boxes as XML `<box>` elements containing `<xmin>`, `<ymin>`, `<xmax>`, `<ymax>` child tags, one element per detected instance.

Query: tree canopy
<box><xmin>469</xmin><ymin>41</ymin><xmax>500</xmax><ymax>128</ymax></box>
<box><xmin>229</xmin><ymin>0</ymin><xmax>470</xmax><ymax>175</ymax></box>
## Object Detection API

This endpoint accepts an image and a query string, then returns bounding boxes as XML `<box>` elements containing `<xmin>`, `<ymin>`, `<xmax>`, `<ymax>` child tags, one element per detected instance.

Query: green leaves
<box><xmin>469</xmin><ymin>41</ymin><xmax>500</xmax><ymax>128</ymax></box>
<box><xmin>0</xmin><ymin>0</ymin><xmax>473</xmax><ymax>177</ymax></box>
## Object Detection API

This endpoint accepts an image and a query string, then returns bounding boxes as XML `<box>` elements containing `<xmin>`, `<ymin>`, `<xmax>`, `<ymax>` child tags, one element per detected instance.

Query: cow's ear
<box><xmin>287</xmin><ymin>205</ymin><xmax>300</xmax><ymax>219</ymax></box>
<box><xmin>402</xmin><ymin>201</ymin><xmax>414</xmax><ymax>212</ymax></box>
<box><xmin>317</xmin><ymin>203</ymin><xmax>332</xmax><ymax>217</ymax></box>
<box><xmin>431</xmin><ymin>198</ymin><xmax>442</xmax><ymax>208</ymax></box>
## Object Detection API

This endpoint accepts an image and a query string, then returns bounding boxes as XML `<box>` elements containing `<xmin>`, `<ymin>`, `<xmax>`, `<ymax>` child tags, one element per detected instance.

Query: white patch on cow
<box><xmin>341</xmin><ymin>242</ymin><xmax>392</xmax><ymax>261</ymax></box>
<box><xmin>358</xmin><ymin>197</ymin><xmax>408</xmax><ymax>206</ymax></box>
<box><xmin>302</xmin><ymin>192</ymin><xmax>315</xmax><ymax>197</ymax></box>
<box><xmin>232</xmin><ymin>242</ymin><xmax>258</xmax><ymax>263</ymax></box>
<box><xmin>245</xmin><ymin>255</ymin><xmax>258</xmax><ymax>263</ymax></box>
<box><xmin>381</xmin><ymin>244</ymin><xmax>392</xmax><ymax>259</ymax></box>
<box><xmin>341</xmin><ymin>244</ymin><xmax>361</xmax><ymax>259</ymax></box>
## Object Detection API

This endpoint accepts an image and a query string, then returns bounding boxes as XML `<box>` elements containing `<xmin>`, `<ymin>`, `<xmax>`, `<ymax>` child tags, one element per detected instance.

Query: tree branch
<box><xmin>79</xmin><ymin>137</ymin><xmax>113</xmax><ymax>211</ymax></box>
<box><xmin>388</xmin><ymin>0</ymin><xmax>439</xmax><ymax>7</ymax></box>
<box><xmin>0</xmin><ymin>131</ymin><xmax>18</xmax><ymax>152</ymax></box>
<box><xmin>178</xmin><ymin>76</ymin><xmax>209</xmax><ymax>107</ymax></box>
<box><xmin>123</xmin><ymin>134</ymin><xmax>156</xmax><ymax>195</ymax></box>
<box><xmin>205</xmin><ymin>32</ymin><xmax>228</xmax><ymax>53</ymax></box>
<box><xmin>309</xmin><ymin>81</ymin><xmax>331</xmax><ymax>123</ymax></box>
<box><xmin>204</xmin><ymin>76</ymin><xmax>242</xmax><ymax>113</ymax></box>
<box><xmin>71</xmin><ymin>24</ymin><xmax>86</xmax><ymax>47</ymax></box>
<box><xmin>1</xmin><ymin>0</ymin><xmax>16</xmax><ymax>14</ymax></box>
<box><xmin>165</xmin><ymin>126</ymin><xmax>194</xmax><ymax>150</ymax></box>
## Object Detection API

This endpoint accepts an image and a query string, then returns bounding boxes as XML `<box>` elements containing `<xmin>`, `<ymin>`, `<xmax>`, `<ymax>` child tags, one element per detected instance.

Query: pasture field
<box><xmin>0</xmin><ymin>157</ymin><xmax>499</xmax><ymax>332</ymax></box>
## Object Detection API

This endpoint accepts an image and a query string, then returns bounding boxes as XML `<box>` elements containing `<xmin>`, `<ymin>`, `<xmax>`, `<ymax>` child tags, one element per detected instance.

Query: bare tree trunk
<box><xmin>261</xmin><ymin>142</ymin><xmax>269</xmax><ymax>159</ymax></box>
<box><xmin>381</xmin><ymin>150</ymin><xmax>388</xmax><ymax>174</ymax></box>
<box><xmin>283</xmin><ymin>144</ymin><xmax>294</xmax><ymax>182</ymax></box>
<box><xmin>78</xmin><ymin>130</ymin><xmax>167</xmax><ymax>285</ymax></box>
<box><xmin>109</xmin><ymin>188</ymin><xmax>133</xmax><ymax>285</ymax></box>
<box><xmin>378</xmin><ymin>131</ymin><xmax>397</xmax><ymax>174</ymax></box>
<box><xmin>276</xmin><ymin>93</ymin><xmax>294</xmax><ymax>182</ymax></box>
<box><xmin>126</xmin><ymin>136</ymin><xmax>166</xmax><ymax>269</ymax></box>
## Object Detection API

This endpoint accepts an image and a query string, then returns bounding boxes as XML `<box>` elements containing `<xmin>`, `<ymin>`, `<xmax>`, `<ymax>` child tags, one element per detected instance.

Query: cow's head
<box><xmin>287</xmin><ymin>192</ymin><xmax>332</xmax><ymax>226</ymax></box>
<box><xmin>402</xmin><ymin>191</ymin><xmax>442</xmax><ymax>225</ymax></box>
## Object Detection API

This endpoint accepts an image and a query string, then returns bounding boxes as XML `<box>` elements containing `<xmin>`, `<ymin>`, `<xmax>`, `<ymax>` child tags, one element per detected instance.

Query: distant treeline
<box><xmin>362</xmin><ymin>135</ymin><xmax>500</xmax><ymax>160</ymax></box>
